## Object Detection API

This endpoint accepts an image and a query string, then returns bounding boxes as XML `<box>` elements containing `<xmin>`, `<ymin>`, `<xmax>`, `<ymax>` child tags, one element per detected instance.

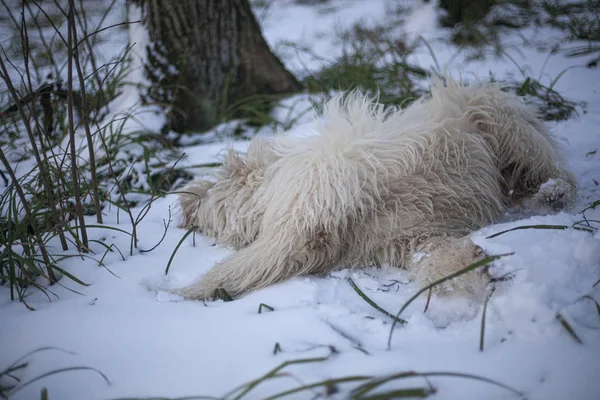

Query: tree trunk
<box><xmin>140</xmin><ymin>0</ymin><xmax>301</xmax><ymax>133</ymax></box>
<box><xmin>439</xmin><ymin>0</ymin><xmax>496</xmax><ymax>27</ymax></box>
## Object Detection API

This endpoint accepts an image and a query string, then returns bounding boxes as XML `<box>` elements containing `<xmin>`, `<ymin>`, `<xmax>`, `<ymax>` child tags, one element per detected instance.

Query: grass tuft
<box><xmin>507</xmin><ymin>76</ymin><xmax>580</xmax><ymax>121</ymax></box>
<box><xmin>0</xmin><ymin>347</ymin><xmax>109</xmax><ymax>399</ymax></box>
<box><xmin>0</xmin><ymin>0</ymin><xmax>186</xmax><ymax>306</ymax></box>
<box><xmin>288</xmin><ymin>23</ymin><xmax>427</xmax><ymax>109</ymax></box>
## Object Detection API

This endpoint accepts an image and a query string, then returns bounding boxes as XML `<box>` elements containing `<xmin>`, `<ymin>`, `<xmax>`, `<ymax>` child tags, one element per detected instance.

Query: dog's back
<box><xmin>176</xmin><ymin>77</ymin><xmax>576</xmax><ymax>300</ymax></box>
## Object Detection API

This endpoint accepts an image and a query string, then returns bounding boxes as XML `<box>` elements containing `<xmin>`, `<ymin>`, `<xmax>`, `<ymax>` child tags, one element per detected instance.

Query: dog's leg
<box><xmin>408</xmin><ymin>235</ymin><xmax>490</xmax><ymax>297</ymax></box>
<box><xmin>177</xmin><ymin>224</ymin><xmax>342</xmax><ymax>299</ymax></box>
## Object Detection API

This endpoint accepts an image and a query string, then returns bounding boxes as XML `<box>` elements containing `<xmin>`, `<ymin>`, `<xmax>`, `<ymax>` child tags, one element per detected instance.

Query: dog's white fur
<box><xmin>176</xmin><ymin>77</ymin><xmax>576</xmax><ymax>300</ymax></box>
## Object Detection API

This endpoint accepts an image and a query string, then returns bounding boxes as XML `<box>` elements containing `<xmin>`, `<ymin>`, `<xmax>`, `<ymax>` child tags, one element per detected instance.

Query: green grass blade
<box><xmin>351</xmin><ymin>372</ymin><xmax>417</xmax><ymax>397</ymax></box>
<box><xmin>228</xmin><ymin>355</ymin><xmax>331</xmax><ymax>400</ymax></box>
<box><xmin>214</xmin><ymin>288</ymin><xmax>233</xmax><ymax>302</ymax></box>
<box><xmin>109</xmin><ymin>396</ymin><xmax>220</xmax><ymax>400</ymax></box>
<box><xmin>10</xmin><ymin>366</ymin><xmax>110</xmax><ymax>395</ymax></box>
<box><xmin>48</xmin><ymin>264</ymin><xmax>90</xmax><ymax>286</ymax></box>
<box><xmin>348</xmin><ymin>277</ymin><xmax>407</xmax><ymax>325</ymax></box>
<box><xmin>2</xmin><ymin>348</ymin><xmax>76</xmax><ymax>373</ymax></box>
<box><xmin>419</xmin><ymin>36</ymin><xmax>441</xmax><ymax>76</ymax></box>
<box><xmin>258</xmin><ymin>303</ymin><xmax>275</xmax><ymax>313</ymax></box>
<box><xmin>487</xmin><ymin>224</ymin><xmax>593</xmax><ymax>239</ymax></box>
<box><xmin>354</xmin><ymin>371</ymin><xmax>522</xmax><ymax>398</ymax></box>
<box><xmin>580</xmin><ymin>200</ymin><xmax>600</xmax><ymax>213</ymax></box>
<box><xmin>480</xmin><ymin>287</ymin><xmax>496</xmax><ymax>352</ymax></box>
<box><xmin>263</xmin><ymin>375</ymin><xmax>371</xmax><ymax>400</ymax></box>
<box><xmin>357</xmin><ymin>387</ymin><xmax>431</xmax><ymax>399</ymax></box>
<box><xmin>1</xmin><ymin>362</ymin><xmax>28</xmax><ymax>378</ymax></box>
<box><xmin>165</xmin><ymin>228</ymin><xmax>196</xmax><ymax>275</ymax></box>
<box><xmin>421</xmin><ymin>372</ymin><xmax>522</xmax><ymax>396</ymax></box>
<box><xmin>556</xmin><ymin>313</ymin><xmax>583</xmax><ymax>344</ymax></box>
<box><xmin>550</xmin><ymin>66</ymin><xmax>576</xmax><ymax>89</ymax></box>
<box><xmin>85</xmin><ymin>224</ymin><xmax>133</xmax><ymax>237</ymax></box>
<box><xmin>582</xmin><ymin>295</ymin><xmax>600</xmax><ymax>319</ymax></box>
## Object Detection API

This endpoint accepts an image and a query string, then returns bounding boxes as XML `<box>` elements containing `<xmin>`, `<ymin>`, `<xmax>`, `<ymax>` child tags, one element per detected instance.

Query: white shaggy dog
<box><xmin>176</xmin><ymin>77</ymin><xmax>576</xmax><ymax>300</ymax></box>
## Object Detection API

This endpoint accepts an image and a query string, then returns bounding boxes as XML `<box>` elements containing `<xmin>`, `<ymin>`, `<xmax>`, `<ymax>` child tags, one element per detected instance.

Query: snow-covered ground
<box><xmin>1</xmin><ymin>1</ymin><xmax>600</xmax><ymax>399</ymax></box>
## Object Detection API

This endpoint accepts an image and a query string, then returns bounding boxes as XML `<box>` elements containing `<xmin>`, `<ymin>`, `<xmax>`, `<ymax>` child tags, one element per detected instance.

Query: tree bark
<box><xmin>439</xmin><ymin>0</ymin><xmax>496</xmax><ymax>27</ymax></box>
<box><xmin>140</xmin><ymin>0</ymin><xmax>301</xmax><ymax>133</ymax></box>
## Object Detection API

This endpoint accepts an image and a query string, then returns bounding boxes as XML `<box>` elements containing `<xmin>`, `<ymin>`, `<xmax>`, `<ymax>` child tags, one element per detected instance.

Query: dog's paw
<box><xmin>175</xmin><ymin>270</ymin><xmax>242</xmax><ymax>301</ymax></box>
<box><xmin>412</xmin><ymin>238</ymin><xmax>492</xmax><ymax>298</ymax></box>
<box><xmin>528</xmin><ymin>178</ymin><xmax>576</xmax><ymax>212</ymax></box>
<box><xmin>167</xmin><ymin>276</ymin><xmax>218</xmax><ymax>301</ymax></box>
<box><xmin>447</xmin><ymin>241</ymin><xmax>492</xmax><ymax>296</ymax></box>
